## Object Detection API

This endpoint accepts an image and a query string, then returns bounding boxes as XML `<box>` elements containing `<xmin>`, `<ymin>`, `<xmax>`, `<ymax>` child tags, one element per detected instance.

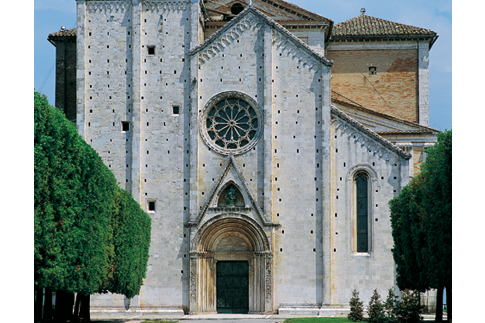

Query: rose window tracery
<box><xmin>200</xmin><ymin>91</ymin><xmax>262</xmax><ymax>155</ymax></box>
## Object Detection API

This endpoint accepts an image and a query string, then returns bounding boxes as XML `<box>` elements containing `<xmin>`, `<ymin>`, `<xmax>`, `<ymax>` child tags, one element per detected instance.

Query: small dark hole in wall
<box><xmin>173</xmin><ymin>105</ymin><xmax>180</xmax><ymax>115</ymax></box>
<box><xmin>147</xmin><ymin>46</ymin><xmax>155</xmax><ymax>55</ymax></box>
<box><xmin>122</xmin><ymin>121</ymin><xmax>130</xmax><ymax>132</ymax></box>
<box><xmin>148</xmin><ymin>201</ymin><xmax>156</xmax><ymax>211</ymax></box>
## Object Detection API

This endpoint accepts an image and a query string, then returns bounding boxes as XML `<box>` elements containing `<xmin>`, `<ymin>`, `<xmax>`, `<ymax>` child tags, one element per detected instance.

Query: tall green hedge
<box><xmin>104</xmin><ymin>188</ymin><xmax>151</xmax><ymax>298</ymax></box>
<box><xmin>34</xmin><ymin>91</ymin><xmax>151</xmax><ymax>298</ymax></box>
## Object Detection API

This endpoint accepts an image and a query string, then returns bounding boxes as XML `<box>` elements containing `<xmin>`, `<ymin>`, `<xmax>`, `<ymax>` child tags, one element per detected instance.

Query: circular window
<box><xmin>200</xmin><ymin>91</ymin><xmax>262</xmax><ymax>155</ymax></box>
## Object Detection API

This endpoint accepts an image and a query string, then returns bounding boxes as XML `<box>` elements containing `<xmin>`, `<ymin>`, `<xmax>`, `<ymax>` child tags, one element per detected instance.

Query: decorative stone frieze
<box><xmin>142</xmin><ymin>0</ymin><xmax>188</xmax><ymax>12</ymax></box>
<box><xmin>194</xmin><ymin>12</ymin><xmax>263</xmax><ymax>65</ymax></box>
<box><xmin>332</xmin><ymin>106</ymin><xmax>410</xmax><ymax>163</ymax></box>
<box><xmin>86</xmin><ymin>1</ymin><xmax>131</xmax><ymax>13</ymax></box>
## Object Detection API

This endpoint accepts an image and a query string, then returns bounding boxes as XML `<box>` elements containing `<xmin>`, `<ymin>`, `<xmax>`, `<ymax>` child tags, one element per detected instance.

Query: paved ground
<box><xmin>90</xmin><ymin>314</ymin><xmax>288</xmax><ymax>322</ymax></box>
<box><xmin>89</xmin><ymin>313</ymin><xmax>442</xmax><ymax>322</ymax></box>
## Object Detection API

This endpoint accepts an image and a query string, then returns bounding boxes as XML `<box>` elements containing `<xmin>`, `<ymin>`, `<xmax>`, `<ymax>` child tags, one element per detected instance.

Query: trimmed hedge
<box><xmin>105</xmin><ymin>188</ymin><xmax>151</xmax><ymax>298</ymax></box>
<box><xmin>34</xmin><ymin>91</ymin><xmax>151</xmax><ymax>298</ymax></box>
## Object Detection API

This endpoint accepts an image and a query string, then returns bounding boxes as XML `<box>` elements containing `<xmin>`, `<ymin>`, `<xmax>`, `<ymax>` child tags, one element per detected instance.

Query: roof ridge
<box><xmin>331</xmin><ymin>95</ymin><xmax>440</xmax><ymax>133</ymax></box>
<box><xmin>263</xmin><ymin>0</ymin><xmax>332</xmax><ymax>22</ymax></box>
<box><xmin>332</xmin><ymin>13</ymin><xmax>437</xmax><ymax>38</ymax></box>
<box><xmin>48</xmin><ymin>27</ymin><xmax>76</xmax><ymax>38</ymax></box>
<box><xmin>190</xmin><ymin>5</ymin><xmax>333</xmax><ymax>67</ymax></box>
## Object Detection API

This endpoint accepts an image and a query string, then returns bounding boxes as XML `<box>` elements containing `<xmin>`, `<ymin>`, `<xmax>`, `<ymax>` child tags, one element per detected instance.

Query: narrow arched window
<box><xmin>356</xmin><ymin>173</ymin><xmax>369</xmax><ymax>252</ymax></box>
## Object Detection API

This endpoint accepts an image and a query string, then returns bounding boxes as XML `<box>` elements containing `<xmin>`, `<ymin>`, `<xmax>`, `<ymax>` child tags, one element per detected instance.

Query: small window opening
<box><xmin>121</xmin><ymin>121</ymin><xmax>130</xmax><ymax>132</ymax></box>
<box><xmin>172</xmin><ymin>105</ymin><xmax>180</xmax><ymax>115</ymax></box>
<box><xmin>369</xmin><ymin>66</ymin><xmax>377</xmax><ymax>75</ymax></box>
<box><xmin>148</xmin><ymin>200</ymin><xmax>156</xmax><ymax>212</ymax></box>
<box><xmin>147</xmin><ymin>46</ymin><xmax>155</xmax><ymax>55</ymax></box>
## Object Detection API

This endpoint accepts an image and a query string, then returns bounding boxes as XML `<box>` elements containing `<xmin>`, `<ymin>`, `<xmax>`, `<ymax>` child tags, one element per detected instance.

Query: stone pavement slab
<box><xmin>90</xmin><ymin>313</ymin><xmax>442</xmax><ymax>322</ymax></box>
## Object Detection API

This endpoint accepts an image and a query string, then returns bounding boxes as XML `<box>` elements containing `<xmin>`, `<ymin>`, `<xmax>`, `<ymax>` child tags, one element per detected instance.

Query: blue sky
<box><xmin>34</xmin><ymin>0</ymin><xmax>452</xmax><ymax>131</ymax></box>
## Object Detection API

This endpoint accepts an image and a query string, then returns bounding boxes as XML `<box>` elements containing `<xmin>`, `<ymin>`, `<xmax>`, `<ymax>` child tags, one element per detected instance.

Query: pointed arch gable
<box><xmin>188</xmin><ymin>155</ymin><xmax>276</xmax><ymax>227</ymax></box>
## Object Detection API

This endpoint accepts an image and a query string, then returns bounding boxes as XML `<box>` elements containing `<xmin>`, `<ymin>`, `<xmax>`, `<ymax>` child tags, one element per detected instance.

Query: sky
<box><xmin>34</xmin><ymin>0</ymin><xmax>452</xmax><ymax>131</ymax></box>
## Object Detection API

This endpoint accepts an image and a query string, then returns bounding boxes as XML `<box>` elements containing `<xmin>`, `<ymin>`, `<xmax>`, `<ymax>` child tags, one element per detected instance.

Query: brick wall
<box><xmin>327</xmin><ymin>44</ymin><xmax>419</xmax><ymax>123</ymax></box>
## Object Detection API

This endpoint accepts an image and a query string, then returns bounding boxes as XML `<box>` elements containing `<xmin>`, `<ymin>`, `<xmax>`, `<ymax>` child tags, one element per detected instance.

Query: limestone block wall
<box><xmin>196</xmin><ymin>17</ymin><xmax>267</xmax><ymax>212</ymax></box>
<box><xmin>270</xmin><ymin>37</ymin><xmax>327</xmax><ymax>307</ymax></box>
<box><xmin>193</xmin><ymin>9</ymin><xmax>333</xmax><ymax>309</ymax></box>
<box><xmin>327</xmin><ymin>42</ymin><xmax>419</xmax><ymax>124</ymax></box>
<box><xmin>78</xmin><ymin>0</ymin><xmax>194</xmax><ymax>311</ymax></box>
<box><xmin>329</xmin><ymin>111</ymin><xmax>409</xmax><ymax>305</ymax></box>
<box><xmin>136</xmin><ymin>1</ymin><xmax>192</xmax><ymax>310</ymax></box>
<box><xmin>81</xmin><ymin>1</ymin><xmax>133</xmax><ymax>192</ymax></box>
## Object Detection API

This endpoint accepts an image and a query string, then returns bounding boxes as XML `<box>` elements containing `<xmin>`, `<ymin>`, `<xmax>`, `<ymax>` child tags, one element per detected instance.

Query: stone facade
<box><xmin>49</xmin><ymin>0</ymin><xmax>440</xmax><ymax>316</ymax></box>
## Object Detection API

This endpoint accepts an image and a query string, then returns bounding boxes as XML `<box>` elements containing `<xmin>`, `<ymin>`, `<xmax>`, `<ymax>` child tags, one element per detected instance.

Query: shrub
<box><xmin>348</xmin><ymin>289</ymin><xmax>364</xmax><ymax>322</ymax></box>
<box><xmin>384</xmin><ymin>288</ymin><xmax>399</xmax><ymax>323</ymax></box>
<box><xmin>394</xmin><ymin>289</ymin><xmax>423</xmax><ymax>323</ymax></box>
<box><xmin>367</xmin><ymin>289</ymin><xmax>386</xmax><ymax>323</ymax></box>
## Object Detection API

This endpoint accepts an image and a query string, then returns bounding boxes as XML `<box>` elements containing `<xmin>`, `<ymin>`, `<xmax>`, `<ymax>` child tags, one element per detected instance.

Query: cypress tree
<box><xmin>389</xmin><ymin>129</ymin><xmax>452</xmax><ymax>322</ymax></box>
<box><xmin>420</xmin><ymin>130</ymin><xmax>452</xmax><ymax>321</ymax></box>
<box><xmin>34</xmin><ymin>91</ymin><xmax>152</xmax><ymax>320</ymax></box>
<box><xmin>35</xmin><ymin>91</ymin><xmax>117</xmax><ymax>296</ymax></box>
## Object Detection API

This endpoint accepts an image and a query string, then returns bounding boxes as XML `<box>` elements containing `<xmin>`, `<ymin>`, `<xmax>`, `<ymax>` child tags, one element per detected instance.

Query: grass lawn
<box><xmin>284</xmin><ymin>319</ymin><xmax>447</xmax><ymax>323</ymax></box>
<box><xmin>284</xmin><ymin>318</ymin><xmax>353</xmax><ymax>323</ymax></box>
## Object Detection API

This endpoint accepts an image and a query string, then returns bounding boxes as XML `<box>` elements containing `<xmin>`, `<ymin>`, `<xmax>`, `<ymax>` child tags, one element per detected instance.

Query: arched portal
<box><xmin>189</xmin><ymin>215</ymin><xmax>273</xmax><ymax>314</ymax></box>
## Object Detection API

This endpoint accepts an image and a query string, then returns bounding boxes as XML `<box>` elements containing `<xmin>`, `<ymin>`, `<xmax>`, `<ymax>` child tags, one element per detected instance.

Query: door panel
<box><xmin>216</xmin><ymin>261</ymin><xmax>249</xmax><ymax>314</ymax></box>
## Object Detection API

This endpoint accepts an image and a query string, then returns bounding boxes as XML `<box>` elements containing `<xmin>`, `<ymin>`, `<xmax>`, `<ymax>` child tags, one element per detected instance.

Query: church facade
<box><xmin>48</xmin><ymin>0</ymin><xmax>439</xmax><ymax>315</ymax></box>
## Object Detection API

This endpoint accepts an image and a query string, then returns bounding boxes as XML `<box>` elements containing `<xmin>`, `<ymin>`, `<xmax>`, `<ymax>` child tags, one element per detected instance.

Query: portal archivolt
<box><xmin>189</xmin><ymin>215</ymin><xmax>273</xmax><ymax>314</ymax></box>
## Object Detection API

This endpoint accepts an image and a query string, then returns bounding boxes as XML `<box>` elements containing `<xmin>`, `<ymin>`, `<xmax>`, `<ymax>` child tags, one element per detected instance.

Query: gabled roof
<box><xmin>203</xmin><ymin>0</ymin><xmax>333</xmax><ymax>41</ymax></box>
<box><xmin>331</xmin><ymin>13</ymin><xmax>438</xmax><ymax>47</ymax></box>
<box><xmin>331</xmin><ymin>93</ymin><xmax>439</xmax><ymax>136</ymax></box>
<box><xmin>48</xmin><ymin>28</ymin><xmax>76</xmax><ymax>46</ymax></box>
<box><xmin>191</xmin><ymin>5</ymin><xmax>333</xmax><ymax>67</ymax></box>
<box><xmin>49</xmin><ymin>28</ymin><xmax>76</xmax><ymax>37</ymax></box>
<box><xmin>331</xmin><ymin>106</ymin><xmax>411</xmax><ymax>160</ymax></box>
<box><xmin>204</xmin><ymin>0</ymin><xmax>331</xmax><ymax>22</ymax></box>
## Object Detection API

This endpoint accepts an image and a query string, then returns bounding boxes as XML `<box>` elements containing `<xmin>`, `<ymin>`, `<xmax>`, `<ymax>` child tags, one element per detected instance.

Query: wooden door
<box><xmin>216</xmin><ymin>261</ymin><xmax>249</xmax><ymax>313</ymax></box>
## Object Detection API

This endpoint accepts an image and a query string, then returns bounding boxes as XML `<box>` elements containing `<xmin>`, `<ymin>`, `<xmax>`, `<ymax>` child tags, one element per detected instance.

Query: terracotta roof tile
<box><xmin>332</xmin><ymin>14</ymin><xmax>436</xmax><ymax>38</ymax></box>
<box><xmin>48</xmin><ymin>28</ymin><xmax>76</xmax><ymax>38</ymax></box>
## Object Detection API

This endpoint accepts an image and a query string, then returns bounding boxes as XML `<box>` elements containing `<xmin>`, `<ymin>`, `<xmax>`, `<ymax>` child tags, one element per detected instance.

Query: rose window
<box><xmin>200</xmin><ymin>91</ymin><xmax>262</xmax><ymax>155</ymax></box>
